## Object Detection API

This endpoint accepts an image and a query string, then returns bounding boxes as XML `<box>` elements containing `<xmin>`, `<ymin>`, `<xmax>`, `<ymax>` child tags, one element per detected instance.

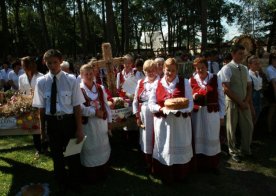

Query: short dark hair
<box><xmin>11</xmin><ymin>59</ymin><xmax>21</xmax><ymax>69</ymax></box>
<box><xmin>43</xmin><ymin>49</ymin><xmax>62</xmax><ymax>61</ymax></box>
<box><xmin>269</xmin><ymin>53</ymin><xmax>276</xmax><ymax>65</ymax></box>
<box><xmin>231</xmin><ymin>44</ymin><xmax>245</xmax><ymax>53</ymax></box>
<box><xmin>135</xmin><ymin>58</ymin><xmax>144</xmax><ymax>67</ymax></box>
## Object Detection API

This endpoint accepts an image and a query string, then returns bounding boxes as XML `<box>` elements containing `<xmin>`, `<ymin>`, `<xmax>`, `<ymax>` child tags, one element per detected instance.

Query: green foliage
<box><xmin>1</xmin><ymin>0</ymin><xmax>272</xmax><ymax>58</ymax></box>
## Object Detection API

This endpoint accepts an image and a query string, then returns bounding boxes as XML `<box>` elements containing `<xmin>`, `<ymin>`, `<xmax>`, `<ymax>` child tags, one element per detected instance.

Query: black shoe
<box><xmin>231</xmin><ymin>155</ymin><xmax>241</xmax><ymax>163</ymax></box>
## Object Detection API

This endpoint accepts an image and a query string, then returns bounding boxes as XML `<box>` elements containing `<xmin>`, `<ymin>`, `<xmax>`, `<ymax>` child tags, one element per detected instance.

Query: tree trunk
<box><xmin>0</xmin><ymin>0</ymin><xmax>10</xmax><ymax>59</ymax></box>
<box><xmin>83</xmin><ymin>0</ymin><xmax>91</xmax><ymax>43</ymax></box>
<box><xmin>200</xmin><ymin>0</ymin><xmax>207</xmax><ymax>52</ymax></box>
<box><xmin>121</xmin><ymin>0</ymin><xmax>129</xmax><ymax>54</ymax></box>
<box><xmin>37</xmin><ymin>0</ymin><xmax>50</xmax><ymax>50</ymax></box>
<box><xmin>268</xmin><ymin>11</ymin><xmax>276</xmax><ymax>52</ymax></box>
<box><xmin>105</xmin><ymin>0</ymin><xmax>116</xmax><ymax>54</ymax></box>
<box><xmin>14</xmin><ymin>0</ymin><xmax>22</xmax><ymax>55</ymax></box>
<box><xmin>167</xmin><ymin>5</ymin><xmax>172</xmax><ymax>54</ymax></box>
<box><xmin>102</xmin><ymin>0</ymin><xmax>107</xmax><ymax>41</ymax></box>
<box><xmin>159</xmin><ymin>20</ymin><xmax>167</xmax><ymax>54</ymax></box>
<box><xmin>76</xmin><ymin>0</ymin><xmax>87</xmax><ymax>55</ymax></box>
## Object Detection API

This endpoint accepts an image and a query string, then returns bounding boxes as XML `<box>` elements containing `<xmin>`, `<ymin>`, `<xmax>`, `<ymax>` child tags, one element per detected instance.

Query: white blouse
<box><xmin>249</xmin><ymin>70</ymin><xmax>262</xmax><ymax>91</ymax></box>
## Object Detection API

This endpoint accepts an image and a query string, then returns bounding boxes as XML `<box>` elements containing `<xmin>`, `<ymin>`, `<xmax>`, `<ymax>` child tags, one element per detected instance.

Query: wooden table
<box><xmin>0</xmin><ymin>128</ymin><xmax>40</xmax><ymax>136</ymax></box>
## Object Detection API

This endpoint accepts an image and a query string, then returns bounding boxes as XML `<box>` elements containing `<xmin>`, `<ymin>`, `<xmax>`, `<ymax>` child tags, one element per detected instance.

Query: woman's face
<box><xmin>144</xmin><ymin>67</ymin><xmax>157</xmax><ymax>82</ymax></box>
<box><xmin>156</xmin><ymin>61</ymin><xmax>164</xmax><ymax>76</ymax></box>
<box><xmin>195</xmin><ymin>63</ymin><xmax>208</xmax><ymax>78</ymax></box>
<box><xmin>249</xmin><ymin>59</ymin><xmax>261</xmax><ymax>71</ymax></box>
<box><xmin>81</xmin><ymin>69</ymin><xmax>94</xmax><ymax>84</ymax></box>
<box><xmin>164</xmin><ymin>63</ymin><xmax>177</xmax><ymax>83</ymax></box>
<box><xmin>124</xmin><ymin>58</ymin><xmax>133</xmax><ymax>69</ymax></box>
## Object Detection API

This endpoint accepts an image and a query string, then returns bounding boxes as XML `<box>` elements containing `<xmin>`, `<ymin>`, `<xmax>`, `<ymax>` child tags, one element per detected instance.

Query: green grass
<box><xmin>0</xmin><ymin>131</ymin><xmax>276</xmax><ymax>196</ymax></box>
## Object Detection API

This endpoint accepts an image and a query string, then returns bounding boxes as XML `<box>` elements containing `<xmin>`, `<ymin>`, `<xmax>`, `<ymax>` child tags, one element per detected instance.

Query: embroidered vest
<box><xmin>156</xmin><ymin>77</ymin><xmax>185</xmax><ymax>107</ymax></box>
<box><xmin>190</xmin><ymin>75</ymin><xmax>219</xmax><ymax>112</ymax></box>
<box><xmin>155</xmin><ymin>77</ymin><xmax>190</xmax><ymax>118</ymax></box>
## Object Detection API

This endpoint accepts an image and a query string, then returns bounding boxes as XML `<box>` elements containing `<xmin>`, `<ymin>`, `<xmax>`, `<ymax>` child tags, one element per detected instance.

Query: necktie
<box><xmin>210</xmin><ymin>62</ymin><xmax>214</xmax><ymax>73</ymax></box>
<box><xmin>50</xmin><ymin>76</ymin><xmax>57</xmax><ymax>115</ymax></box>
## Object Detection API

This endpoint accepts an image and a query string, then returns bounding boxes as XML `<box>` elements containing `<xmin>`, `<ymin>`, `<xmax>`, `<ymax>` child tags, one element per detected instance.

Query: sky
<box><xmin>223</xmin><ymin>0</ymin><xmax>242</xmax><ymax>41</ymax></box>
<box><xmin>223</xmin><ymin>19</ymin><xmax>242</xmax><ymax>41</ymax></box>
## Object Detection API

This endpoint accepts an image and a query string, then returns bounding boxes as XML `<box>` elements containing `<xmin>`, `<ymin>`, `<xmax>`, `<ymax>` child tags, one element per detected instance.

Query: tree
<box><xmin>37</xmin><ymin>0</ymin><xmax>51</xmax><ymax>50</ymax></box>
<box><xmin>200</xmin><ymin>0</ymin><xmax>208</xmax><ymax>51</ymax></box>
<box><xmin>0</xmin><ymin>0</ymin><xmax>10</xmax><ymax>59</ymax></box>
<box><xmin>76</xmin><ymin>0</ymin><xmax>88</xmax><ymax>55</ymax></box>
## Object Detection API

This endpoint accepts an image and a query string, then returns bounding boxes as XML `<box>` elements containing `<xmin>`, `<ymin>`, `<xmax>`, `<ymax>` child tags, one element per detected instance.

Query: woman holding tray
<box><xmin>148</xmin><ymin>58</ymin><xmax>194</xmax><ymax>184</ymax></box>
<box><xmin>133</xmin><ymin>59</ymin><xmax>159</xmax><ymax>172</ymax></box>
<box><xmin>79</xmin><ymin>63</ymin><xmax>112</xmax><ymax>183</ymax></box>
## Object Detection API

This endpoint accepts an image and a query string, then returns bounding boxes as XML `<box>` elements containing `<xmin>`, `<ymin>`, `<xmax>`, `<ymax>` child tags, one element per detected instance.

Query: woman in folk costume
<box><xmin>133</xmin><ymin>59</ymin><xmax>159</xmax><ymax>172</ymax></box>
<box><xmin>189</xmin><ymin>57</ymin><xmax>225</xmax><ymax>174</ymax></box>
<box><xmin>79</xmin><ymin>63</ymin><xmax>112</xmax><ymax>183</ymax></box>
<box><xmin>116</xmin><ymin>54</ymin><xmax>134</xmax><ymax>97</ymax></box>
<box><xmin>148</xmin><ymin>58</ymin><xmax>194</xmax><ymax>184</ymax></box>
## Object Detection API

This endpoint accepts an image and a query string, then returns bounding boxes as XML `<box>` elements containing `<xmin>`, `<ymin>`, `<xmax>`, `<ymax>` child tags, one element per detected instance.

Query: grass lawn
<box><xmin>0</xmin><ymin>129</ymin><xmax>276</xmax><ymax>196</ymax></box>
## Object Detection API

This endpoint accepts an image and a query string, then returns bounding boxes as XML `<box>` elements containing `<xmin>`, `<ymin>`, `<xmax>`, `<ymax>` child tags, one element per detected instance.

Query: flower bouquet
<box><xmin>108</xmin><ymin>97</ymin><xmax>132</xmax><ymax>121</ymax></box>
<box><xmin>0</xmin><ymin>91</ymin><xmax>39</xmax><ymax>130</ymax></box>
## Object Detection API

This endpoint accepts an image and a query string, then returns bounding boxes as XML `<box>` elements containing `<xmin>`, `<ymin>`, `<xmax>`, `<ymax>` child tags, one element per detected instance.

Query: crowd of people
<box><xmin>0</xmin><ymin>44</ymin><xmax>276</xmax><ymax>193</ymax></box>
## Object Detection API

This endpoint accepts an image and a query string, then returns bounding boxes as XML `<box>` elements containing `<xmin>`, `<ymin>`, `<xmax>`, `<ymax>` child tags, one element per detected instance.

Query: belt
<box><xmin>154</xmin><ymin>112</ymin><xmax>191</xmax><ymax>118</ymax></box>
<box><xmin>45</xmin><ymin>114</ymin><xmax>74</xmax><ymax>121</ymax></box>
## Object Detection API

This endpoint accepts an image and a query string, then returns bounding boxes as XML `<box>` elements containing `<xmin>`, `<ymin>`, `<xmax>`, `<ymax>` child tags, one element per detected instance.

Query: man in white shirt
<box><xmin>205</xmin><ymin>50</ymin><xmax>220</xmax><ymax>74</ymax></box>
<box><xmin>33</xmin><ymin>49</ymin><xmax>85</xmax><ymax>193</ymax></box>
<box><xmin>218</xmin><ymin>44</ymin><xmax>253</xmax><ymax>163</ymax></box>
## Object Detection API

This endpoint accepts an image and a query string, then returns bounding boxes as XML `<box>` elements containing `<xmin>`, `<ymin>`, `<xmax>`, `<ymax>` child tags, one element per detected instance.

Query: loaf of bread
<box><xmin>164</xmin><ymin>97</ymin><xmax>189</xmax><ymax>110</ymax></box>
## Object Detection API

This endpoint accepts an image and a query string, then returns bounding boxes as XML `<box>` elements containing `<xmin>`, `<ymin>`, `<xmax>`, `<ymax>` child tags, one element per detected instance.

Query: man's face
<box><xmin>45</xmin><ymin>57</ymin><xmax>62</xmax><ymax>74</ymax></box>
<box><xmin>232</xmin><ymin>49</ymin><xmax>245</xmax><ymax>64</ymax></box>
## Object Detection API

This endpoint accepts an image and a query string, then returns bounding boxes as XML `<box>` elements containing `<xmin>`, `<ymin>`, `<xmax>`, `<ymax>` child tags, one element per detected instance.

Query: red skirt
<box><xmin>152</xmin><ymin>158</ymin><xmax>191</xmax><ymax>184</ymax></box>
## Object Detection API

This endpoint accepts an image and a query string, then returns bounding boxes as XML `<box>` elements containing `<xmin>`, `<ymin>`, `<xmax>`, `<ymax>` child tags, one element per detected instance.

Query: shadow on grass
<box><xmin>0</xmin><ymin>156</ymin><xmax>54</xmax><ymax>196</ymax></box>
<box><xmin>0</xmin><ymin>144</ymin><xmax>34</xmax><ymax>153</ymax></box>
<box><xmin>221</xmin><ymin>167</ymin><xmax>276</xmax><ymax>195</ymax></box>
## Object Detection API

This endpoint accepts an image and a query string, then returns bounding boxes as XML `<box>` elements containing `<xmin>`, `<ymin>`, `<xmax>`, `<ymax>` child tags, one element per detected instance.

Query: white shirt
<box><xmin>266</xmin><ymin>65</ymin><xmax>276</xmax><ymax>81</ymax></box>
<box><xmin>116</xmin><ymin>69</ymin><xmax>134</xmax><ymax>90</ymax></box>
<box><xmin>0</xmin><ymin>68</ymin><xmax>12</xmax><ymax>82</ymax></box>
<box><xmin>32</xmin><ymin>71</ymin><xmax>85</xmax><ymax>115</ymax></box>
<box><xmin>208</xmin><ymin>61</ymin><xmax>220</xmax><ymax>74</ymax></box>
<box><xmin>249</xmin><ymin>70</ymin><xmax>263</xmax><ymax>91</ymax></box>
<box><xmin>8</xmin><ymin>70</ymin><xmax>24</xmax><ymax>90</ymax></box>
<box><xmin>19</xmin><ymin>72</ymin><xmax>43</xmax><ymax>95</ymax></box>
<box><xmin>218</xmin><ymin>60</ymin><xmax>251</xmax><ymax>83</ymax></box>
<box><xmin>134</xmin><ymin>70</ymin><xmax>145</xmax><ymax>80</ymax></box>
<box><xmin>132</xmin><ymin>76</ymin><xmax>159</xmax><ymax>114</ymax></box>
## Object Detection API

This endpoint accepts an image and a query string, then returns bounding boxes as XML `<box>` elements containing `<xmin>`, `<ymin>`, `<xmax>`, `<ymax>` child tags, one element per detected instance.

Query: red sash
<box><xmin>81</xmin><ymin>84</ymin><xmax>107</xmax><ymax>120</ymax></box>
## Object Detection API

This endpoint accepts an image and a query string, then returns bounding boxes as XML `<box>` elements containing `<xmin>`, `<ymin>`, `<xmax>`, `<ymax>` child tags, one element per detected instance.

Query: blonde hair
<box><xmin>143</xmin><ymin>59</ymin><xmax>157</xmax><ymax>72</ymax></box>
<box><xmin>164</xmin><ymin>58</ymin><xmax>178</xmax><ymax>69</ymax></box>
<box><xmin>80</xmin><ymin>63</ymin><xmax>93</xmax><ymax>74</ymax></box>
